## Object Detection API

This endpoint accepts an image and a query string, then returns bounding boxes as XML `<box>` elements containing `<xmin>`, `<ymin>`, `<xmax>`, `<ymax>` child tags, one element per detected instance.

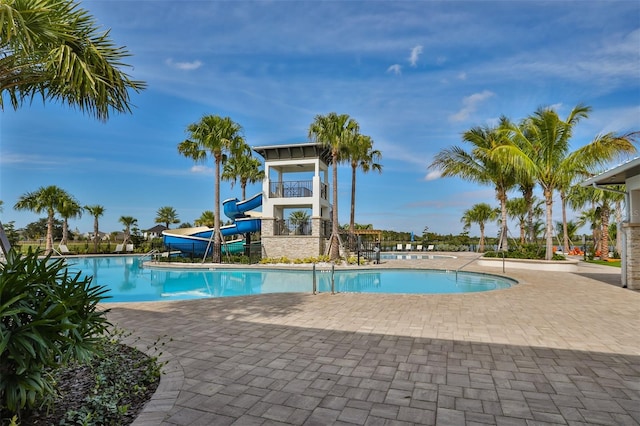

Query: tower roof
<box><xmin>253</xmin><ymin>142</ymin><xmax>332</xmax><ymax>165</ymax></box>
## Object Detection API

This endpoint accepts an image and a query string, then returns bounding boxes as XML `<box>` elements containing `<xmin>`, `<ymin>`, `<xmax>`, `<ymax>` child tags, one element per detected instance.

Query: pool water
<box><xmin>63</xmin><ymin>256</ymin><xmax>515</xmax><ymax>303</ymax></box>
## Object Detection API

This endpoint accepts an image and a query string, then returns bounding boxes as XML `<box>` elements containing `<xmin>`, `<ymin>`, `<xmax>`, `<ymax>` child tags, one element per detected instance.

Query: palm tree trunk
<box><xmin>62</xmin><ymin>219</ymin><xmax>69</xmax><ymax>246</ymax></box>
<box><xmin>498</xmin><ymin>191</ymin><xmax>508</xmax><ymax>251</ymax></box>
<box><xmin>561</xmin><ymin>191</ymin><xmax>570</xmax><ymax>253</ymax></box>
<box><xmin>329</xmin><ymin>153</ymin><xmax>340</xmax><ymax>260</ymax></box>
<box><xmin>544</xmin><ymin>188</ymin><xmax>554</xmax><ymax>260</ymax></box>
<box><xmin>93</xmin><ymin>217</ymin><xmax>99</xmax><ymax>253</ymax></box>
<box><xmin>519</xmin><ymin>221</ymin><xmax>525</xmax><ymax>244</ymax></box>
<box><xmin>349</xmin><ymin>164</ymin><xmax>356</xmax><ymax>235</ymax></box>
<box><xmin>479</xmin><ymin>223</ymin><xmax>485</xmax><ymax>252</ymax></box>
<box><xmin>214</xmin><ymin>155</ymin><xmax>222</xmax><ymax>262</ymax></box>
<box><xmin>46</xmin><ymin>211</ymin><xmax>54</xmax><ymax>254</ymax></box>
<box><xmin>600</xmin><ymin>204</ymin><xmax>610</xmax><ymax>261</ymax></box>
<box><xmin>615</xmin><ymin>200</ymin><xmax>622</xmax><ymax>255</ymax></box>
<box><xmin>523</xmin><ymin>186</ymin><xmax>534</xmax><ymax>243</ymax></box>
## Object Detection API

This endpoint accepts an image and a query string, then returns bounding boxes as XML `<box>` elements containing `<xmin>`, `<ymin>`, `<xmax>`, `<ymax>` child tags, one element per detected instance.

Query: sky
<box><xmin>1</xmin><ymin>0</ymin><xmax>639</xmax><ymax>239</ymax></box>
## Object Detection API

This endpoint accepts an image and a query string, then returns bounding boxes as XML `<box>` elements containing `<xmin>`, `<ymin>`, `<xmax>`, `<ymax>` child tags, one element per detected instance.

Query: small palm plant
<box><xmin>289</xmin><ymin>210</ymin><xmax>310</xmax><ymax>235</ymax></box>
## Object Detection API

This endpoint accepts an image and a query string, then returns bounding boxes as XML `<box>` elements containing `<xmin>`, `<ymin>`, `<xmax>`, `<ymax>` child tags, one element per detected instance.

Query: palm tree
<box><xmin>14</xmin><ymin>186</ymin><xmax>72</xmax><ymax>254</ymax></box>
<box><xmin>84</xmin><ymin>204</ymin><xmax>105</xmax><ymax>253</ymax></box>
<box><xmin>222</xmin><ymin>155</ymin><xmax>264</xmax><ymax>200</ymax></box>
<box><xmin>119</xmin><ymin>216</ymin><xmax>138</xmax><ymax>245</ymax></box>
<box><xmin>460</xmin><ymin>203</ymin><xmax>499</xmax><ymax>252</ymax></box>
<box><xmin>343</xmin><ymin>133</ymin><xmax>382</xmax><ymax>236</ymax></box>
<box><xmin>178</xmin><ymin>115</ymin><xmax>247</xmax><ymax>262</ymax></box>
<box><xmin>289</xmin><ymin>210</ymin><xmax>311</xmax><ymax>235</ymax></box>
<box><xmin>0</xmin><ymin>0</ymin><xmax>146</xmax><ymax>120</ymax></box>
<box><xmin>497</xmin><ymin>104</ymin><xmax>637</xmax><ymax>259</ymax></box>
<box><xmin>506</xmin><ymin>197</ymin><xmax>529</xmax><ymax>244</ymax></box>
<box><xmin>308</xmin><ymin>112</ymin><xmax>360</xmax><ymax>260</ymax></box>
<box><xmin>430</xmin><ymin>119</ymin><xmax>516</xmax><ymax>251</ymax></box>
<box><xmin>155</xmin><ymin>206</ymin><xmax>180</xmax><ymax>229</ymax></box>
<box><xmin>195</xmin><ymin>210</ymin><xmax>216</xmax><ymax>228</ymax></box>
<box><xmin>58</xmin><ymin>194</ymin><xmax>82</xmax><ymax>245</ymax></box>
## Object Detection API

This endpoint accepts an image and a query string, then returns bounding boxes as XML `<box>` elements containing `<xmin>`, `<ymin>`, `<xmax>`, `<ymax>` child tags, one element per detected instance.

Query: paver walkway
<box><xmin>106</xmin><ymin>254</ymin><xmax>640</xmax><ymax>425</ymax></box>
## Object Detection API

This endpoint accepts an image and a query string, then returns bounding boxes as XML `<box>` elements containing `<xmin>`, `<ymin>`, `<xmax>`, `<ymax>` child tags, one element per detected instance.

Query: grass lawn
<box><xmin>586</xmin><ymin>259</ymin><xmax>621</xmax><ymax>267</ymax></box>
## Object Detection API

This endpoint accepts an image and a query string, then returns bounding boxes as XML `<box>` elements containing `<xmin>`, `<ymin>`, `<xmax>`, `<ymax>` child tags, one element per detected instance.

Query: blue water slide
<box><xmin>223</xmin><ymin>192</ymin><xmax>262</xmax><ymax>220</ymax></box>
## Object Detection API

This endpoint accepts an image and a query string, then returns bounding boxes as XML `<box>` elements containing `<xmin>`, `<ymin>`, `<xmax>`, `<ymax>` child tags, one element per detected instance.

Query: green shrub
<box><xmin>0</xmin><ymin>249</ymin><xmax>111</xmax><ymax>417</ymax></box>
<box><xmin>483</xmin><ymin>244</ymin><xmax>566</xmax><ymax>260</ymax></box>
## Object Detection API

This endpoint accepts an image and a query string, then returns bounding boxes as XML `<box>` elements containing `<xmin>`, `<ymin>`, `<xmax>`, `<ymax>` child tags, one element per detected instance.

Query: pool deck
<box><xmin>105</xmin><ymin>252</ymin><xmax>640</xmax><ymax>425</ymax></box>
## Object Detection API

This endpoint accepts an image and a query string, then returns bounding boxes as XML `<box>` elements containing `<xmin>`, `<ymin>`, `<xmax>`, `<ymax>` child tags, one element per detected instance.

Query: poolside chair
<box><xmin>405</xmin><ymin>243</ymin><xmax>412</xmax><ymax>251</ymax></box>
<box><xmin>396</xmin><ymin>243</ymin><xmax>403</xmax><ymax>251</ymax></box>
<box><xmin>416</xmin><ymin>244</ymin><xmax>423</xmax><ymax>251</ymax></box>
<box><xmin>113</xmin><ymin>243</ymin><xmax>124</xmax><ymax>253</ymax></box>
<box><xmin>58</xmin><ymin>244</ymin><xmax>73</xmax><ymax>255</ymax></box>
<box><xmin>426</xmin><ymin>244</ymin><xmax>434</xmax><ymax>251</ymax></box>
<box><xmin>125</xmin><ymin>244</ymin><xmax>134</xmax><ymax>253</ymax></box>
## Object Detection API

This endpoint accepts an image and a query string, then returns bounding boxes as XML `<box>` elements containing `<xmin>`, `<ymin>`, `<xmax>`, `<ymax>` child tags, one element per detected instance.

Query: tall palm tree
<box><xmin>58</xmin><ymin>194</ymin><xmax>82</xmax><ymax>245</ymax></box>
<box><xmin>497</xmin><ymin>104</ymin><xmax>637</xmax><ymax>259</ymax></box>
<box><xmin>343</xmin><ymin>133</ymin><xmax>382</xmax><ymax>236</ymax></box>
<box><xmin>155</xmin><ymin>206</ymin><xmax>180</xmax><ymax>229</ymax></box>
<box><xmin>14</xmin><ymin>186</ymin><xmax>72</xmax><ymax>254</ymax></box>
<box><xmin>119</xmin><ymin>216</ymin><xmax>138</xmax><ymax>245</ymax></box>
<box><xmin>0</xmin><ymin>0</ymin><xmax>146</xmax><ymax>120</ymax></box>
<box><xmin>222</xmin><ymin>155</ymin><xmax>264</xmax><ymax>200</ymax></box>
<box><xmin>195</xmin><ymin>210</ymin><xmax>216</xmax><ymax>228</ymax></box>
<box><xmin>461</xmin><ymin>203</ymin><xmax>499</xmax><ymax>253</ymax></box>
<box><xmin>178</xmin><ymin>115</ymin><xmax>247</xmax><ymax>262</ymax></box>
<box><xmin>308</xmin><ymin>112</ymin><xmax>360</xmax><ymax>260</ymax></box>
<box><xmin>84</xmin><ymin>204</ymin><xmax>105</xmax><ymax>253</ymax></box>
<box><xmin>430</xmin><ymin>119</ymin><xmax>516</xmax><ymax>251</ymax></box>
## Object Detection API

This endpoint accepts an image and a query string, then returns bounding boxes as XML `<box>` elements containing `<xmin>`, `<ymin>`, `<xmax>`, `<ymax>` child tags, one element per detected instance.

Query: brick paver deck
<box><xmin>106</xmin><ymin>254</ymin><xmax>640</xmax><ymax>425</ymax></box>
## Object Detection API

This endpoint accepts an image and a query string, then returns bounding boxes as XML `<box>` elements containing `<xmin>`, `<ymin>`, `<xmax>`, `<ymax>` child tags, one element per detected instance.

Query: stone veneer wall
<box><xmin>623</xmin><ymin>223</ymin><xmax>640</xmax><ymax>290</ymax></box>
<box><xmin>261</xmin><ymin>235</ymin><xmax>325</xmax><ymax>259</ymax></box>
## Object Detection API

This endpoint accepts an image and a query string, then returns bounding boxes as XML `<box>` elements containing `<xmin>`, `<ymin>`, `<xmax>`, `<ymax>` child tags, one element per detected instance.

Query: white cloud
<box><xmin>165</xmin><ymin>58</ymin><xmax>203</xmax><ymax>71</ymax></box>
<box><xmin>457</xmin><ymin>72</ymin><xmax>467</xmax><ymax>80</ymax></box>
<box><xmin>190</xmin><ymin>165</ymin><xmax>213</xmax><ymax>174</ymax></box>
<box><xmin>409</xmin><ymin>45</ymin><xmax>423</xmax><ymax>67</ymax></box>
<box><xmin>449</xmin><ymin>90</ymin><xmax>495</xmax><ymax>122</ymax></box>
<box><xmin>424</xmin><ymin>170</ymin><xmax>441</xmax><ymax>181</ymax></box>
<box><xmin>387</xmin><ymin>64</ymin><xmax>402</xmax><ymax>75</ymax></box>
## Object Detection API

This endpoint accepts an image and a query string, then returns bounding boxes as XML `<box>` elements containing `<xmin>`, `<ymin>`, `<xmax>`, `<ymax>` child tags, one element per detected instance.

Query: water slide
<box><xmin>162</xmin><ymin>193</ymin><xmax>262</xmax><ymax>255</ymax></box>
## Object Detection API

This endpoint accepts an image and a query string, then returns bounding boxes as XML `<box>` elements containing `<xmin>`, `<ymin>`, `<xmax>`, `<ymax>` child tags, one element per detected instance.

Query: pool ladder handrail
<box><xmin>453</xmin><ymin>254</ymin><xmax>484</xmax><ymax>280</ymax></box>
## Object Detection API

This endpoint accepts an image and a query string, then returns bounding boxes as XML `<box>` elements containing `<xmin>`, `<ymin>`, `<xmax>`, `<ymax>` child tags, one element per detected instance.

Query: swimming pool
<box><xmin>63</xmin><ymin>256</ymin><xmax>515</xmax><ymax>303</ymax></box>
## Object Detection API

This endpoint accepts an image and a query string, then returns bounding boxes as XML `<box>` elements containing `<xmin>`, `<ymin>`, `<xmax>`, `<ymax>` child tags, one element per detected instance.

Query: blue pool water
<box><xmin>63</xmin><ymin>256</ymin><xmax>515</xmax><ymax>303</ymax></box>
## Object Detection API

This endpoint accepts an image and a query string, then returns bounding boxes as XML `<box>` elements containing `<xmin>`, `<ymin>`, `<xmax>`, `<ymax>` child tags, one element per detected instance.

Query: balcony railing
<box><xmin>269</xmin><ymin>180</ymin><xmax>329</xmax><ymax>200</ymax></box>
<box><xmin>275</xmin><ymin>219</ymin><xmax>312</xmax><ymax>236</ymax></box>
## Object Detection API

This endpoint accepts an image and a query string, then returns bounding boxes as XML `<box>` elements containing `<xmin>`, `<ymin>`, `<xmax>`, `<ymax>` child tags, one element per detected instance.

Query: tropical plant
<box><xmin>0</xmin><ymin>0</ymin><xmax>146</xmax><ymax>120</ymax></box>
<box><xmin>498</xmin><ymin>105</ymin><xmax>637</xmax><ymax>259</ymax></box>
<box><xmin>460</xmin><ymin>203</ymin><xmax>499</xmax><ymax>252</ymax></box>
<box><xmin>119</xmin><ymin>216</ymin><xmax>138</xmax><ymax>245</ymax></box>
<box><xmin>308</xmin><ymin>112</ymin><xmax>360</xmax><ymax>260</ymax></box>
<box><xmin>14</xmin><ymin>185</ymin><xmax>73</xmax><ymax>254</ymax></box>
<box><xmin>194</xmin><ymin>210</ymin><xmax>216</xmax><ymax>228</ymax></box>
<box><xmin>289</xmin><ymin>210</ymin><xmax>310</xmax><ymax>235</ymax></box>
<box><xmin>222</xmin><ymin>155</ymin><xmax>264</xmax><ymax>200</ymax></box>
<box><xmin>430</xmin><ymin>118</ymin><xmax>516</xmax><ymax>251</ymax></box>
<box><xmin>84</xmin><ymin>204</ymin><xmax>105</xmax><ymax>253</ymax></box>
<box><xmin>155</xmin><ymin>206</ymin><xmax>179</xmax><ymax>229</ymax></box>
<box><xmin>342</xmin><ymin>133</ymin><xmax>382</xmax><ymax>235</ymax></box>
<box><xmin>0</xmin><ymin>0</ymin><xmax>145</xmax><ymax>252</ymax></box>
<box><xmin>0</xmin><ymin>248</ymin><xmax>110</xmax><ymax>416</ymax></box>
<box><xmin>178</xmin><ymin>115</ymin><xmax>247</xmax><ymax>262</ymax></box>
<box><xmin>58</xmin><ymin>194</ymin><xmax>82</xmax><ymax>245</ymax></box>
<box><xmin>506</xmin><ymin>197</ymin><xmax>528</xmax><ymax>245</ymax></box>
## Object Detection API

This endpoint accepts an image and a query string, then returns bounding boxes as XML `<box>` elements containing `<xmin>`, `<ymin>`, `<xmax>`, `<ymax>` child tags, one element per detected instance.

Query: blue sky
<box><xmin>1</xmin><ymin>0</ymin><xmax>639</xmax><ymax>239</ymax></box>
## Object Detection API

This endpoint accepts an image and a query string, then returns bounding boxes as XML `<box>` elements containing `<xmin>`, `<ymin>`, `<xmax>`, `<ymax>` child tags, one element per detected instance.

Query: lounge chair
<box><xmin>405</xmin><ymin>243</ymin><xmax>412</xmax><ymax>251</ymax></box>
<box><xmin>416</xmin><ymin>244</ymin><xmax>423</xmax><ymax>251</ymax></box>
<box><xmin>125</xmin><ymin>244</ymin><xmax>134</xmax><ymax>253</ymax></box>
<box><xmin>396</xmin><ymin>243</ymin><xmax>403</xmax><ymax>251</ymax></box>
<box><xmin>113</xmin><ymin>243</ymin><xmax>124</xmax><ymax>253</ymax></box>
<box><xmin>58</xmin><ymin>244</ymin><xmax>73</xmax><ymax>255</ymax></box>
<box><xmin>426</xmin><ymin>244</ymin><xmax>434</xmax><ymax>251</ymax></box>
